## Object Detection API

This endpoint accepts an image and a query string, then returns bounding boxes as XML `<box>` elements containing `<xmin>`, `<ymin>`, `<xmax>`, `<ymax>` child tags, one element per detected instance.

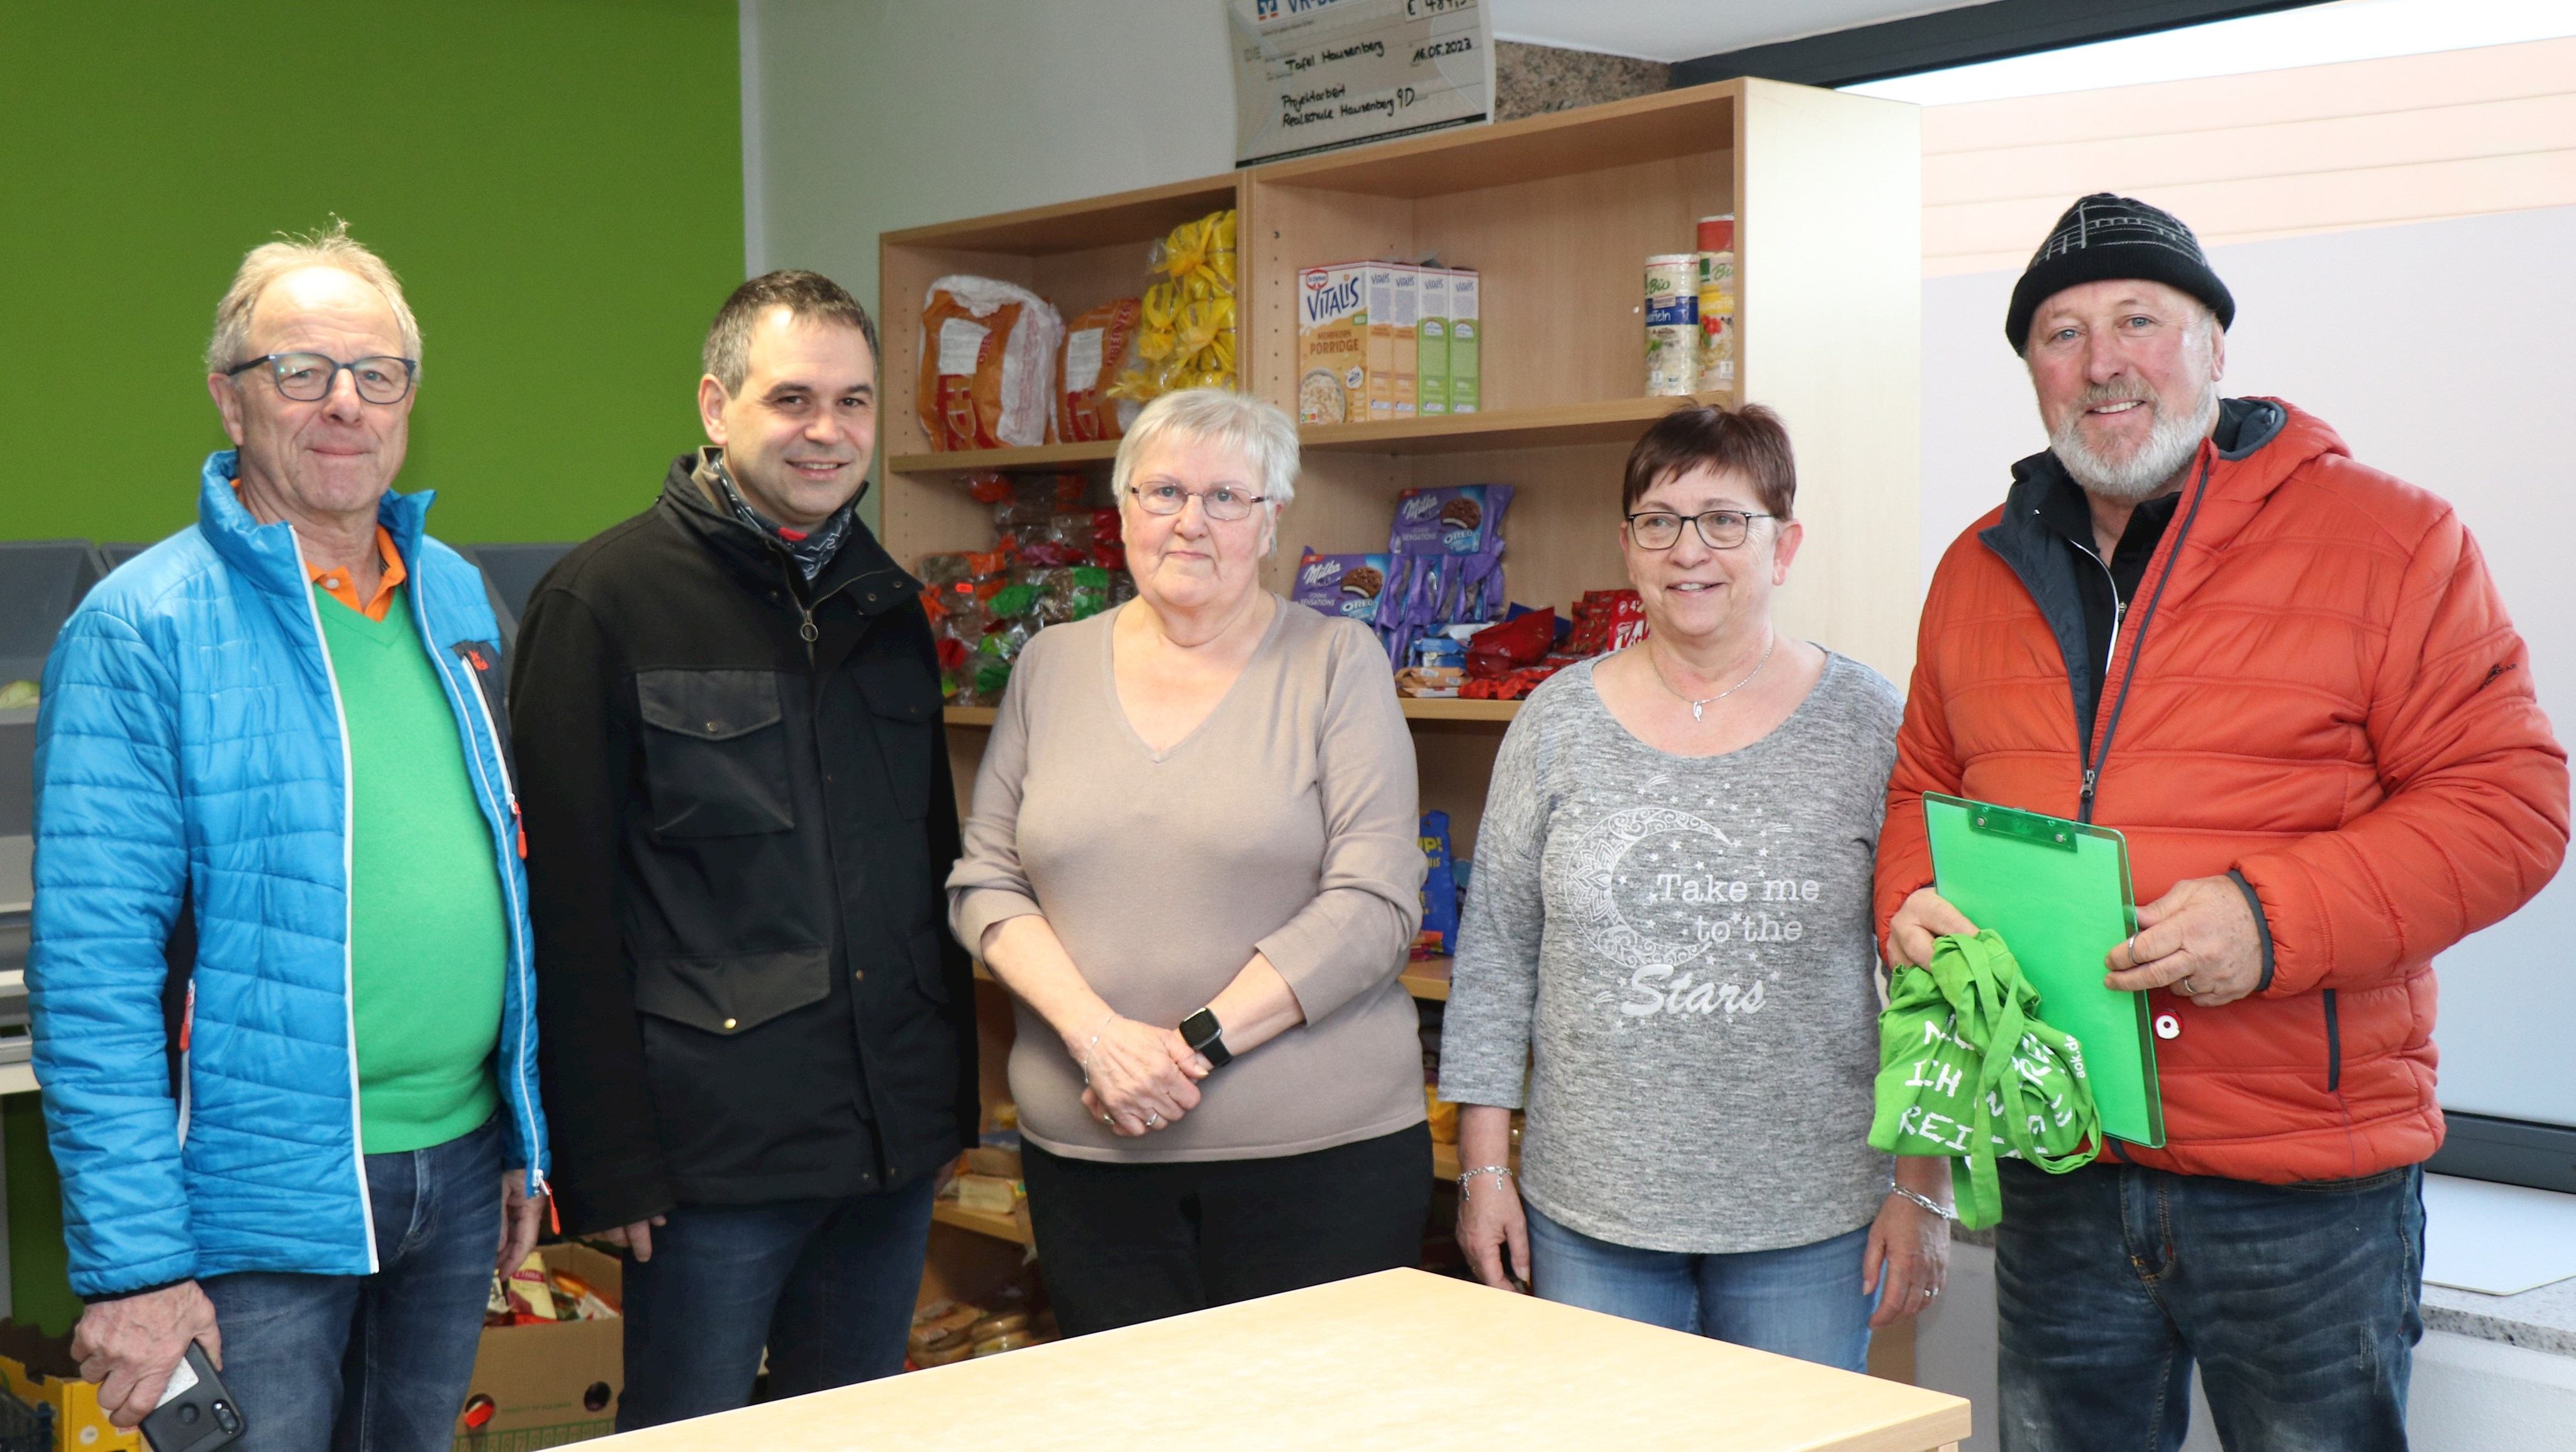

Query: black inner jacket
<box><xmin>508</xmin><ymin>456</ymin><xmax>977</xmax><ymax>1233</ymax></box>
<box><xmin>1984</xmin><ymin>398</ymin><xmax>2287</xmax><ymax>756</ymax></box>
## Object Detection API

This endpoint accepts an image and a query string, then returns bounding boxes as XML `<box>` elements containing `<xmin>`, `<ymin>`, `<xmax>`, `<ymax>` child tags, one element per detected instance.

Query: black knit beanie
<box><xmin>2005</xmin><ymin>193</ymin><xmax>2235</xmax><ymax>355</ymax></box>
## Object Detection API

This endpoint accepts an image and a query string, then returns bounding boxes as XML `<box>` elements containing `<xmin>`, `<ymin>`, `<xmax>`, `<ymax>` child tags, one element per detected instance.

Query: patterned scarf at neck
<box><xmin>701</xmin><ymin>451</ymin><xmax>856</xmax><ymax>582</ymax></box>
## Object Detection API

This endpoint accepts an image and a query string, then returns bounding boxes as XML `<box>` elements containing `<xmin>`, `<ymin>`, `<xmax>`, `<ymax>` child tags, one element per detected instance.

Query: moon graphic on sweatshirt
<box><xmin>1565</xmin><ymin>805</ymin><xmax>1736</xmax><ymax>975</ymax></box>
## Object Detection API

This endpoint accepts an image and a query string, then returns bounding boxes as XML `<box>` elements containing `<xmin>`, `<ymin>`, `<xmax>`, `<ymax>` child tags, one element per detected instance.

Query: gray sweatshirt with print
<box><xmin>1438</xmin><ymin>653</ymin><xmax>1902</xmax><ymax>1254</ymax></box>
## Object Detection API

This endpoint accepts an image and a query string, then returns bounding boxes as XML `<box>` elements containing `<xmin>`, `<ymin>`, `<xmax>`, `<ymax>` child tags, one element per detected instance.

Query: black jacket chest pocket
<box><xmin>859</xmin><ymin>663</ymin><xmax>940</xmax><ymax>821</ymax></box>
<box><xmin>636</xmin><ymin>669</ymin><xmax>796</xmax><ymax>837</ymax></box>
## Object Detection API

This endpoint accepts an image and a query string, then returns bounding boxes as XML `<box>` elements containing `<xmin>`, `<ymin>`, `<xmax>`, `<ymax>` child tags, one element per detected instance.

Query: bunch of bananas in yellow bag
<box><xmin>1110</xmin><ymin>209</ymin><xmax>1237</xmax><ymax>402</ymax></box>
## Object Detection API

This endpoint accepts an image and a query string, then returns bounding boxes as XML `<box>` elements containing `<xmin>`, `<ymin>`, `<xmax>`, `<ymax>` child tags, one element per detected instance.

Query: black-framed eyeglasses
<box><xmin>1130</xmin><ymin>482</ymin><xmax>1269</xmax><ymax>522</ymax></box>
<box><xmin>1625</xmin><ymin>509</ymin><xmax>1775</xmax><ymax>551</ymax></box>
<box><xmin>224</xmin><ymin>352</ymin><xmax>418</xmax><ymax>405</ymax></box>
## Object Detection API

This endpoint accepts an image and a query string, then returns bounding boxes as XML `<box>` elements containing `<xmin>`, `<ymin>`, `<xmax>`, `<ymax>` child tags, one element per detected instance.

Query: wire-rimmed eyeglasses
<box><xmin>1129</xmin><ymin>483</ymin><xmax>1269</xmax><ymax>522</ymax></box>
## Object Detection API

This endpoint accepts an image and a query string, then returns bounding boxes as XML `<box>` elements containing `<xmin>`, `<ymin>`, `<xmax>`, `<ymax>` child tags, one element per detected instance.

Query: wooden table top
<box><xmin>592</xmin><ymin>1268</ymin><xmax>1970</xmax><ymax>1450</ymax></box>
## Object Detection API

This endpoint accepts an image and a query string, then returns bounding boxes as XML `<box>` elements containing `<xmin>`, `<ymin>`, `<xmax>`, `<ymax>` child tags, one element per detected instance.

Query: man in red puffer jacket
<box><xmin>1877</xmin><ymin>194</ymin><xmax>2566</xmax><ymax>1452</ymax></box>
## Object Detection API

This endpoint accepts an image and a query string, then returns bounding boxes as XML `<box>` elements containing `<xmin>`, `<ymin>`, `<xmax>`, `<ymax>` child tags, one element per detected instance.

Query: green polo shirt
<box><xmin>315</xmin><ymin>583</ymin><xmax>507</xmax><ymax>1152</ymax></box>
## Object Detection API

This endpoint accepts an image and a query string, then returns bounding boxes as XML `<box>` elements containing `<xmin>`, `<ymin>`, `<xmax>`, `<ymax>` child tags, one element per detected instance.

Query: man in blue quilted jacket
<box><xmin>30</xmin><ymin>224</ymin><xmax>550</xmax><ymax>1449</ymax></box>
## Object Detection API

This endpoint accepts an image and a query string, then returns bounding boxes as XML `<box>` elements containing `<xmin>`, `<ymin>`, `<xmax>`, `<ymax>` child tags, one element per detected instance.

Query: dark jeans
<box><xmin>1996</xmin><ymin>1157</ymin><xmax>2424</xmax><ymax>1452</ymax></box>
<box><xmin>200</xmin><ymin>1119</ymin><xmax>502</xmax><ymax>1452</ymax></box>
<box><xmin>1023</xmin><ymin>1122</ymin><xmax>1432</xmax><ymax>1336</ymax></box>
<box><xmin>613</xmin><ymin>1175</ymin><xmax>938</xmax><ymax>1431</ymax></box>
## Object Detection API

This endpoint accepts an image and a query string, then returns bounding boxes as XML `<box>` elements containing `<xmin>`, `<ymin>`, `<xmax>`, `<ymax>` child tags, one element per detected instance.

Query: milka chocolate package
<box><xmin>1291</xmin><ymin>550</ymin><xmax>1391</xmax><ymax>622</ymax></box>
<box><xmin>1387</xmin><ymin>484</ymin><xmax>1512</xmax><ymax>555</ymax></box>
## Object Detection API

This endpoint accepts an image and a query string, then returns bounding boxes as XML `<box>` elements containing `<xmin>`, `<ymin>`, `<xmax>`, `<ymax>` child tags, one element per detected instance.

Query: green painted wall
<box><xmin>0</xmin><ymin>0</ymin><xmax>741</xmax><ymax>1333</ymax></box>
<box><xmin>0</xmin><ymin>1</ymin><xmax>744</xmax><ymax>546</ymax></box>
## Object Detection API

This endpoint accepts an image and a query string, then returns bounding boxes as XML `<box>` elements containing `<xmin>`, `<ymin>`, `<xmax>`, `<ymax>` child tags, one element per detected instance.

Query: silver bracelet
<box><xmin>1889</xmin><ymin>1178</ymin><xmax>1957</xmax><ymax>1222</ymax></box>
<box><xmin>1077</xmin><ymin>1009</ymin><xmax>1116</xmax><ymax>1088</ymax></box>
<box><xmin>1457</xmin><ymin>1165</ymin><xmax>1514</xmax><ymax>1202</ymax></box>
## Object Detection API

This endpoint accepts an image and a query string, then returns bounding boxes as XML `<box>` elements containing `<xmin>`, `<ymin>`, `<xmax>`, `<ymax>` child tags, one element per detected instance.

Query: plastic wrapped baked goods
<box><xmin>918</xmin><ymin>275</ymin><xmax>1064</xmax><ymax>452</ymax></box>
<box><xmin>1108</xmin><ymin>209</ymin><xmax>1238</xmax><ymax>407</ymax></box>
<box><xmin>1058</xmin><ymin>297</ymin><xmax>1141</xmax><ymax>443</ymax></box>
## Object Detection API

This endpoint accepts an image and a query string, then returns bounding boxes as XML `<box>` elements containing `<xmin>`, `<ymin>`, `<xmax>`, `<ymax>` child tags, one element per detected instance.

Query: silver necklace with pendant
<box><xmin>1648</xmin><ymin>629</ymin><xmax>1776</xmax><ymax>721</ymax></box>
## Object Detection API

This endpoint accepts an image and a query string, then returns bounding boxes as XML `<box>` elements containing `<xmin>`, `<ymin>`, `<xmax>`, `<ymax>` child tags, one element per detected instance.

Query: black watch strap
<box><xmin>1180</xmin><ymin>1007</ymin><xmax>1233</xmax><ymax>1068</ymax></box>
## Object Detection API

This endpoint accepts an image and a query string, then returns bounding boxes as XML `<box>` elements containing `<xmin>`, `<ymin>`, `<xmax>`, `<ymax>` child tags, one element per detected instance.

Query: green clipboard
<box><xmin>1922</xmin><ymin>792</ymin><xmax>2165</xmax><ymax>1148</ymax></box>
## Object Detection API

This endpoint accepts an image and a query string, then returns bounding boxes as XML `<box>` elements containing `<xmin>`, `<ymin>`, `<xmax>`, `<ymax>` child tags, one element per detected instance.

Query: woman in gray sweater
<box><xmin>1440</xmin><ymin>404</ymin><xmax>1951</xmax><ymax>1372</ymax></box>
<box><xmin>948</xmin><ymin>388</ymin><xmax>1428</xmax><ymax>1335</ymax></box>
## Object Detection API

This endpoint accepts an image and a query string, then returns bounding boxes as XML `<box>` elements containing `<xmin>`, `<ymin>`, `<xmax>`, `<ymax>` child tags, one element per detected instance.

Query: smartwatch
<box><xmin>1179</xmin><ymin>1007</ymin><xmax>1233</xmax><ymax>1068</ymax></box>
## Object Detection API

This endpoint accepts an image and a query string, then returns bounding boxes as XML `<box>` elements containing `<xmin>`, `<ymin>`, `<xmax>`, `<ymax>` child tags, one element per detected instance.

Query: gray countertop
<box><xmin>2423</xmin><ymin>1274</ymin><xmax>2576</xmax><ymax>1356</ymax></box>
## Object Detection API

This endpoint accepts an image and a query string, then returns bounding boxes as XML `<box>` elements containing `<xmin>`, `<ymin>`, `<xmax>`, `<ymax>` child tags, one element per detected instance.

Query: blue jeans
<box><xmin>1525</xmin><ymin>1206</ymin><xmax>1875</xmax><ymax>1372</ymax></box>
<box><xmin>613</xmin><ymin>1175</ymin><xmax>938</xmax><ymax>1431</ymax></box>
<box><xmin>199</xmin><ymin>1119</ymin><xmax>502</xmax><ymax>1452</ymax></box>
<box><xmin>1996</xmin><ymin>1158</ymin><xmax>2424</xmax><ymax>1452</ymax></box>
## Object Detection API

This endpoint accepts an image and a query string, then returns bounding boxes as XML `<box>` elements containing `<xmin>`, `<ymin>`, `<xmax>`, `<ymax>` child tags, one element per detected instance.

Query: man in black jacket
<box><xmin>510</xmin><ymin>271</ymin><xmax>975</xmax><ymax>1429</ymax></box>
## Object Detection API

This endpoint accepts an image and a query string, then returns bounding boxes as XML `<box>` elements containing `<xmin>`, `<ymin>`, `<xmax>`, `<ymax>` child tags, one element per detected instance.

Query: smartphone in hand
<box><xmin>141</xmin><ymin>1342</ymin><xmax>243</xmax><ymax>1452</ymax></box>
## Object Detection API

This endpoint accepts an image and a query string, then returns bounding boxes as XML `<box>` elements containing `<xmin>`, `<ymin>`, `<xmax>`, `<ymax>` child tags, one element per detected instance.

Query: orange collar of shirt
<box><xmin>311</xmin><ymin>526</ymin><xmax>407</xmax><ymax>621</ymax></box>
<box><xmin>228</xmin><ymin>479</ymin><xmax>408</xmax><ymax>621</ymax></box>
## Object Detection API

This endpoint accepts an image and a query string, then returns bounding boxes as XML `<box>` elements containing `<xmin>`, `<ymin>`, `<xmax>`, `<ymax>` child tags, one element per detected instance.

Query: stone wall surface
<box><xmin>1494</xmin><ymin>40</ymin><xmax>1670</xmax><ymax>121</ymax></box>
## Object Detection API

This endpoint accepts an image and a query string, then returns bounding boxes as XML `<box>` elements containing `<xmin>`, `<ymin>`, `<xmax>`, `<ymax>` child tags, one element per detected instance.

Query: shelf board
<box><xmin>889</xmin><ymin>440</ymin><xmax>1118</xmax><ymax>475</ymax></box>
<box><xmin>892</xmin><ymin>393</ymin><xmax>1734</xmax><ymax>479</ymax></box>
<box><xmin>1300</xmin><ymin>393</ymin><xmax>1734</xmax><ymax>455</ymax></box>
<box><xmin>932</xmin><ymin>1199</ymin><xmax>1033</xmax><ymax>1245</ymax></box>
<box><xmin>947</xmin><ymin>701</ymin><xmax>1513</xmax><ymax>728</ymax></box>
<box><xmin>882</xmin><ymin>172</ymin><xmax>1242</xmax><ymax>258</ymax></box>
<box><xmin>1401</xmin><ymin>956</ymin><xmax>1452</xmax><ymax>1002</ymax></box>
<box><xmin>1396</xmin><ymin>698</ymin><xmax>1517</xmax><ymax>722</ymax></box>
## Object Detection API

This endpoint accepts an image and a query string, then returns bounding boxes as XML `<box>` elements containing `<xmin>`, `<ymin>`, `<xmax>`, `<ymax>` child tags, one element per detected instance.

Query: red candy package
<box><xmin>1465</xmin><ymin>608</ymin><xmax>1556</xmax><ymax>679</ymax></box>
<box><xmin>1565</xmin><ymin>590</ymin><xmax>1648</xmax><ymax>656</ymax></box>
<box><xmin>1462</xmin><ymin>665</ymin><xmax>1562</xmax><ymax>700</ymax></box>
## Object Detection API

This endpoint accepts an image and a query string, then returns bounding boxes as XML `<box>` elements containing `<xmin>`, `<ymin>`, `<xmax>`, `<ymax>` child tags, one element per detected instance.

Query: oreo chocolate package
<box><xmin>1389</xmin><ymin>483</ymin><xmax>1512</xmax><ymax>555</ymax></box>
<box><xmin>1291</xmin><ymin>550</ymin><xmax>1392</xmax><ymax>623</ymax></box>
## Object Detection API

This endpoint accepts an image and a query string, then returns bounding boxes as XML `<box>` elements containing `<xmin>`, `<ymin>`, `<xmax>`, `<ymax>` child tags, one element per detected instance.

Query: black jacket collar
<box><xmin>653</xmin><ymin>453</ymin><xmax>919</xmax><ymax>616</ymax></box>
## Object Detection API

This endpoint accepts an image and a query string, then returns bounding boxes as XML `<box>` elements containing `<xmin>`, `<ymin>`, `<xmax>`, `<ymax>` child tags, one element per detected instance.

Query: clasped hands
<box><xmin>1890</xmin><ymin>873</ymin><xmax>2263</xmax><ymax>1006</ymax></box>
<box><xmin>1074</xmin><ymin>1014</ymin><xmax>1214</xmax><ymax>1137</ymax></box>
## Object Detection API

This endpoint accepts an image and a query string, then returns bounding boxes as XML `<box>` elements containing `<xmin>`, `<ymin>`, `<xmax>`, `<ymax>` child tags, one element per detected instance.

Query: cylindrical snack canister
<box><xmin>1644</xmin><ymin>253</ymin><xmax>1699</xmax><ymax>396</ymax></box>
<box><xmin>1696</xmin><ymin>215</ymin><xmax>1736</xmax><ymax>391</ymax></box>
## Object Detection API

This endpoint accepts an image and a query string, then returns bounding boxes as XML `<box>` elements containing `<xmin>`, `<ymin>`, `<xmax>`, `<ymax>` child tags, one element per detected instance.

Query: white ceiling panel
<box><xmin>1489</xmin><ymin>0</ymin><xmax>1995</xmax><ymax>64</ymax></box>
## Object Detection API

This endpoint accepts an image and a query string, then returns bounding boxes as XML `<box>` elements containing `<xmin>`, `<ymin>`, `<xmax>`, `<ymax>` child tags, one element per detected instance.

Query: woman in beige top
<box><xmin>948</xmin><ymin>387</ymin><xmax>1428</xmax><ymax>1335</ymax></box>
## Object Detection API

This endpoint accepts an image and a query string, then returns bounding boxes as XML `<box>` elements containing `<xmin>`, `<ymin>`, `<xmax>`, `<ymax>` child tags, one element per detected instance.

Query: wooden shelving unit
<box><xmin>886</xmin><ymin>82</ymin><xmax>1921</xmax><ymax>1280</ymax></box>
<box><xmin>933</xmin><ymin>1198</ymin><xmax>1033</xmax><ymax>1246</ymax></box>
<box><xmin>1399</xmin><ymin>956</ymin><xmax>1452</xmax><ymax>1002</ymax></box>
<box><xmin>889</xmin><ymin>440</ymin><xmax>1121</xmax><ymax>475</ymax></box>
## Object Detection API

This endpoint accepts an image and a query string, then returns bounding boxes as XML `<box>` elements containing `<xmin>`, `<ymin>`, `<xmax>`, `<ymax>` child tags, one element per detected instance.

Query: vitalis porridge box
<box><xmin>1296</xmin><ymin>263</ymin><xmax>1367</xmax><ymax>424</ymax></box>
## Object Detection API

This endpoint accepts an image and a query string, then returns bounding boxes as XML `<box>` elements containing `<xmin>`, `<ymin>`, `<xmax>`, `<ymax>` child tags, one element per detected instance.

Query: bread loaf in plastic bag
<box><xmin>919</xmin><ymin>275</ymin><xmax>1064</xmax><ymax>450</ymax></box>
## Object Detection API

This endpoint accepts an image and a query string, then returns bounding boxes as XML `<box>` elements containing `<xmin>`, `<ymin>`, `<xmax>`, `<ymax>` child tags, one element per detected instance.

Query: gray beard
<box><xmin>2050</xmin><ymin>379</ymin><xmax>2220</xmax><ymax>503</ymax></box>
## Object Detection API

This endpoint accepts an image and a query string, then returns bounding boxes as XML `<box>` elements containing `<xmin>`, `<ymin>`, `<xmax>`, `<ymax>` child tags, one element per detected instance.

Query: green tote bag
<box><xmin>1868</xmin><ymin>930</ymin><xmax>2102</xmax><ymax>1229</ymax></box>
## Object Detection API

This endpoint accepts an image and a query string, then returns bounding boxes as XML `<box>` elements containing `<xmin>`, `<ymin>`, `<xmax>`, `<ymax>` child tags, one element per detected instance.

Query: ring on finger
<box><xmin>1144</xmin><ymin>1110</ymin><xmax>1162</xmax><ymax>1127</ymax></box>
